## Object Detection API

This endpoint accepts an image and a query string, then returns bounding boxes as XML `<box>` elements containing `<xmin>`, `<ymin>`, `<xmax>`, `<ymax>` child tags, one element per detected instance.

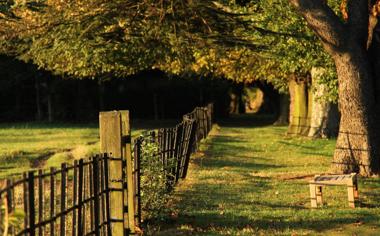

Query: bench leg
<box><xmin>354</xmin><ymin>181</ymin><xmax>359</xmax><ymax>199</ymax></box>
<box><xmin>316</xmin><ymin>186</ymin><xmax>323</xmax><ymax>205</ymax></box>
<box><xmin>347</xmin><ymin>185</ymin><xmax>355</xmax><ymax>208</ymax></box>
<box><xmin>310</xmin><ymin>183</ymin><xmax>318</xmax><ymax>208</ymax></box>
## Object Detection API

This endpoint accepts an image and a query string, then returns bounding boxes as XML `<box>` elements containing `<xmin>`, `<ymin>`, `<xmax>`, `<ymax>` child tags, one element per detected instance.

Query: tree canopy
<box><xmin>0</xmin><ymin>0</ymin><xmax>336</xmax><ymax>97</ymax></box>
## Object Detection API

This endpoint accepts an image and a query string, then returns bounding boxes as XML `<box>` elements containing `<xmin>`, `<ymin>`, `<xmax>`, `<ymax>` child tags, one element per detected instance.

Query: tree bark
<box><xmin>287</xmin><ymin>77</ymin><xmax>309</xmax><ymax>135</ymax></box>
<box><xmin>308</xmin><ymin>67</ymin><xmax>340</xmax><ymax>138</ymax></box>
<box><xmin>333</xmin><ymin>51</ymin><xmax>380</xmax><ymax>175</ymax></box>
<box><xmin>290</xmin><ymin>0</ymin><xmax>380</xmax><ymax>175</ymax></box>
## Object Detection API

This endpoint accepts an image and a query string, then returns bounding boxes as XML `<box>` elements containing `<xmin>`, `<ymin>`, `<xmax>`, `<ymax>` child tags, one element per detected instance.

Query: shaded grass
<box><xmin>151</xmin><ymin>115</ymin><xmax>380</xmax><ymax>236</ymax></box>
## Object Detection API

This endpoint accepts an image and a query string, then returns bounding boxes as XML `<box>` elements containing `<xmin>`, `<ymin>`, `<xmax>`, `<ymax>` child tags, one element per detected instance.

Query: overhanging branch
<box><xmin>289</xmin><ymin>0</ymin><xmax>347</xmax><ymax>53</ymax></box>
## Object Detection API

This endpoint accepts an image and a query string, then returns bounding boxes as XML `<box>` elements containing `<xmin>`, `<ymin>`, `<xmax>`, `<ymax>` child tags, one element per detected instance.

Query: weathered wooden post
<box><xmin>99</xmin><ymin>111</ymin><xmax>136</xmax><ymax>235</ymax></box>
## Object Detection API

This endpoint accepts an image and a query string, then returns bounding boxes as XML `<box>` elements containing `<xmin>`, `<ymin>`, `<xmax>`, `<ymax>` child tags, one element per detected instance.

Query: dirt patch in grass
<box><xmin>30</xmin><ymin>151</ymin><xmax>56</xmax><ymax>168</ymax></box>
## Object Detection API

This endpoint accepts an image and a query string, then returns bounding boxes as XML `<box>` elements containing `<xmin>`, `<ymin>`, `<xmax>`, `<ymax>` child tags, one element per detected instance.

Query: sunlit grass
<box><xmin>152</xmin><ymin>115</ymin><xmax>380</xmax><ymax>236</ymax></box>
<box><xmin>0</xmin><ymin>119</ymin><xmax>179</xmax><ymax>177</ymax></box>
<box><xmin>0</xmin><ymin>122</ymin><xmax>99</xmax><ymax>177</ymax></box>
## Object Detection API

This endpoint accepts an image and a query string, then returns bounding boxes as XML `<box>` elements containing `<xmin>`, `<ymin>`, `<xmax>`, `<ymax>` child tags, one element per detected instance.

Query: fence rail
<box><xmin>0</xmin><ymin>154</ymin><xmax>124</xmax><ymax>236</ymax></box>
<box><xmin>0</xmin><ymin>103</ymin><xmax>214</xmax><ymax>235</ymax></box>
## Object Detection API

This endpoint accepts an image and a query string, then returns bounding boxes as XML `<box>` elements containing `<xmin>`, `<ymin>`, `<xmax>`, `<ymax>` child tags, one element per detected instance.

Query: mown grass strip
<box><xmin>151</xmin><ymin>116</ymin><xmax>380</xmax><ymax>236</ymax></box>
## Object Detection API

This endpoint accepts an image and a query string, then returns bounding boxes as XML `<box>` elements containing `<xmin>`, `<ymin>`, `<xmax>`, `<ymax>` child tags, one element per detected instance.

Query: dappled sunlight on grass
<box><xmin>151</xmin><ymin>115</ymin><xmax>380</xmax><ymax>235</ymax></box>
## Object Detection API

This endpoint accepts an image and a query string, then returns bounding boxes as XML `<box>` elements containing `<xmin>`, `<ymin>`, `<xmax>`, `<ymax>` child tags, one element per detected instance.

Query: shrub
<box><xmin>139</xmin><ymin>140</ymin><xmax>168</xmax><ymax>221</ymax></box>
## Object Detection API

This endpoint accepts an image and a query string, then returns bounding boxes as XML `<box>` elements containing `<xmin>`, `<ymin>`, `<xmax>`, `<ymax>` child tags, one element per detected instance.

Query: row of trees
<box><xmin>1</xmin><ymin>0</ymin><xmax>379</xmax><ymax>175</ymax></box>
<box><xmin>0</xmin><ymin>57</ymin><xmax>233</xmax><ymax>121</ymax></box>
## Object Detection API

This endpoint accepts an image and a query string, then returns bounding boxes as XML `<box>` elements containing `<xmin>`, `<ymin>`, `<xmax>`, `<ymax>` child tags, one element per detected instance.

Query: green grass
<box><xmin>0</xmin><ymin>119</ymin><xmax>179</xmax><ymax>177</ymax></box>
<box><xmin>151</xmin><ymin>115</ymin><xmax>380</xmax><ymax>236</ymax></box>
<box><xmin>0</xmin><ymin>123</ymin><xmax>100</xmax><ymax>177</ymax></box>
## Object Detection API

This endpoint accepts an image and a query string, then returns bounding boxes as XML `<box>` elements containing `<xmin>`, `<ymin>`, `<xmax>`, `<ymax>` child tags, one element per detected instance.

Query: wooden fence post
<box><xmin>99</xmin><ymin>111</ymin><xmax>136</xmax><ymax>235</ymax></box>
<box><xmin>120</xmin><ymin>110</ymin><xmax>136</xmax><ymax>234</ymax></box>
<box><xmin>99</xmin><ymin>111</ymin><xmax>125</xmax><ymax>235</ymax></box>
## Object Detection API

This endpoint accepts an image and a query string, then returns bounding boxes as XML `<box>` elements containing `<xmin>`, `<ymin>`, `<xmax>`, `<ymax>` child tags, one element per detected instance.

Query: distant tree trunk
<box><xmin>228</xmin><ymin>83</ymin><xmax>245</xmax><ymax>114</ymax></box>
<box><xmin>153</xmin><ymin>93</ymin><xmax>159</xmax><ymax>120</ymax></box>
<box><xmin>229</xmin><ymin>89</ymin><xmax>239</xmax><ymax>114</ymax></box>
<box><xmin>238</xmin><ymin>90</ymin><xmax>246</xmax><ymax>114</ymax></box>
<box><xmin>47</xmin><ymin>93</ymin><xmax>53</xmax><ymax>122</ymax></box>
<box><xmin>98</xmin><ymin>80</ymin><xmax>105</xmax><ymax>111</ymax></box>
<box><xmin>47</xmin><ymin>79</ymin><xmax>54</xmax><ymax>123</ymax></box>
<box><xmin>256</xmin><ymin>82</ymin><xmax>279</xmax><ymax>116</ymax></box>
<box><xmin>287</xmin><ymin>76</ymin><xmax>309</xmax><ymax>135</ymax></box>
<box><xmin>273</xmin><ymin>94</ymin><xmax>289</xmax><ymax>125</ymax></box>
<box><xmin>308</xmin><ymin>67</ymin><xmax>340</xmax><ymax>138</ymax></box>
<box><xmin>35</xmin><ymin>75</ymin><xmax>42</xmax><ymax>121</ymax></box>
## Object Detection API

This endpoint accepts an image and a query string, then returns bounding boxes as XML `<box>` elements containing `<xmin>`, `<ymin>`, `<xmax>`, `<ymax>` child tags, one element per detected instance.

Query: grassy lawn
<box><xmin>152</xmin><ymin>115</ymin><xmax>380</xmax><ymax>235</ymax></box>
<box><xmin>0</xmin><ymin>123</ymin><xmax>99</xmax><ymax>177</ymax></box>
<box><xmin>0</xmin><ymin>119</ymin><xmax>178</xmax><ymax>177</ymax></box>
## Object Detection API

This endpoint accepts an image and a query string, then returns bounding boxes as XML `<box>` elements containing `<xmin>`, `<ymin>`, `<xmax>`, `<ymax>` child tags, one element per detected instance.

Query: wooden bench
<box><xmin>309</xmin><ymin>173</ymin><xmax>359</xmax><ymax>208</ymax></box>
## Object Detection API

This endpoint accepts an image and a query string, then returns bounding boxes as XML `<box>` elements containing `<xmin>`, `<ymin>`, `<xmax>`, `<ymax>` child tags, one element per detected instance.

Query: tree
<box><xmin>289</xmin><ymin>0</ymin><xmax>380</xmax><ymax>176</ymax></box>
<box><xmin>0</xmin><ymin>0</ymin><xmax>250</xmax><ymax>78</ymax></box>
<box><xmin>4</xmin><ymin>0</ymin><xmax>373</xmax><ymax>175</ymax></box>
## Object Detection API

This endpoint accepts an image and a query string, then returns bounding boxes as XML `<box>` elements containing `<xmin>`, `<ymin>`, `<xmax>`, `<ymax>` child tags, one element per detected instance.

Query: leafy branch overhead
<box><xmin>0</xmin><ymin>0</ymin><xmax>337</xmax><ymax>98</ymax></box>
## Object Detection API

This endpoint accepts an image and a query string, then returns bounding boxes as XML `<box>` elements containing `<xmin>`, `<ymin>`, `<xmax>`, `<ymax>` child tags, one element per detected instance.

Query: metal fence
<box><xmin>133</xmin><ymin>103</ymin><xmax>214</xmax><ymax>226</ymax></box>
<box><xmin>0</xmin><ymin>154</ymin><xmax>123</xmax><ymax>236</ymax></box>
<box><xmin>0</xmin><ymin>103</ymin><xmax>214</xmax><ymax>235</ymax></box>
<box><xmin>183</xmin><ymin>103</ymin><xmax>214</xmax><ymax>151</ymax></box>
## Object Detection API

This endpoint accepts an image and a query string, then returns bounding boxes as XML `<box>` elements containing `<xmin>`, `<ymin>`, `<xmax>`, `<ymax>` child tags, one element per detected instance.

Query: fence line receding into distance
<box><xmin>0</xmin><ymin>103</ymin><xmax>214</xmax><ymax>235</ymax></box>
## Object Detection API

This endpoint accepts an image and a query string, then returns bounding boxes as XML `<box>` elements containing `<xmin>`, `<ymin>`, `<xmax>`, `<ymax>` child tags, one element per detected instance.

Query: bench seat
<box><xmin>309</xmin><ymin>173</ymin><xmax>358</xmax><ymax>208</ymax></box>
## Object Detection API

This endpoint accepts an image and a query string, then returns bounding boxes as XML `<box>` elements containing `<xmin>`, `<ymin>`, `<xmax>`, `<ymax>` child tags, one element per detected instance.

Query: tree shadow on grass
<box><xmin>156</xmin><ymin>206</ymin><xmax>379</xmax><ymax>235</ymax></box>
<box><xmin>277</xmin><ymin>140</ymin><xmax>333</xmax><ymax>158</ymax></box>
<box><xmin>202</xmin><ymin>136</ymin><xmax>263</xmax><ymax>158</ymax></box>
<box><xmin>218</xmin><ymin>114</ymin><xmax>276</xmax><ymax>128</ymax></box>
<box><xmin>196</xmin><ymin>157</ymin><xmax>282</xmax><ymax>173</ymax></box>
<box><xmin>278</xmin><ymin>140</ymin><xmax>317</xmax><ymax>150</ymax></box>
<box><xmin>151</xmin><ymin>116</ymin><xmax>380</xmax><ymax>235</ymax></box>
<box><xmin>359</xmin><ymin>178</ymin><xmax>380</xmax><ymax>208</ymax></box>
<box><xmin>206</xmin><ymin>135</ymin><xmax>250</xmax><ymax>143</ymax></box>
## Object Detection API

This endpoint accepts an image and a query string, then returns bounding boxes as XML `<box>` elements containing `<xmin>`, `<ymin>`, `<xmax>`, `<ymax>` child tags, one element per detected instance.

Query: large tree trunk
<box><xmin>290</xmin><ymin>0</ymin><xmax>380</xmax><ymax>176</ymax></box>
<box><xmin>332</xmin><ymin>51</ymin><xmax>380</xmax><ymax>175</ymax></box>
